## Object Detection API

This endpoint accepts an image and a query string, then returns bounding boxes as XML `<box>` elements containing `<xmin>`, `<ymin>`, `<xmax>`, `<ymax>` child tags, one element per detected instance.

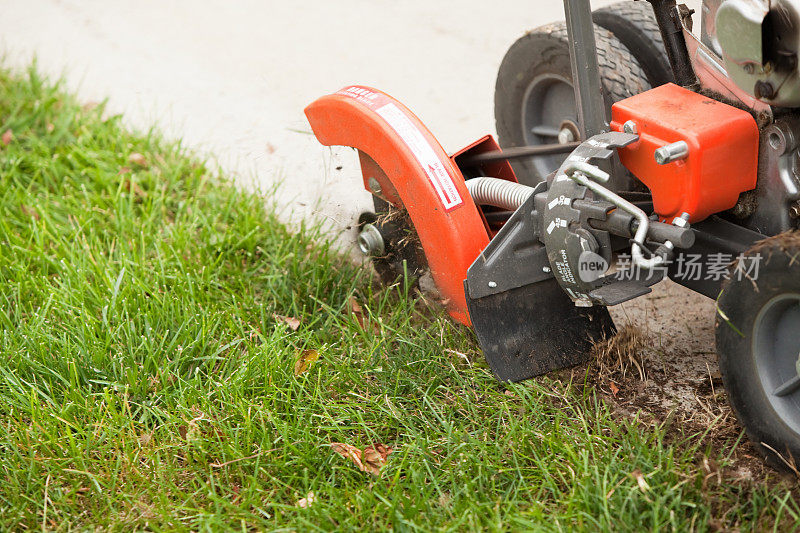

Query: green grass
<box><xmin>0</xmin><ymin>66</ymin><xmax>797</xmax><ymax>531</ymax></box>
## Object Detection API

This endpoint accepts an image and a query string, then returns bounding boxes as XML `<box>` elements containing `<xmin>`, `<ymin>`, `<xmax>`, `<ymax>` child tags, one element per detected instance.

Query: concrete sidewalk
<box><xmin>0</xmin><ymin>0</ymin><xmax>627</xmax><ymax>246</ymax></box>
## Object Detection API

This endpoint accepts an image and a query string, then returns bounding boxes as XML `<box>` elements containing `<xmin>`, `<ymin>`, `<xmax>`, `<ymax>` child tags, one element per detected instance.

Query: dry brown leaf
<box><xmin>294</xmin><ymin>349</ymin><xmax>320</xmax><ymax>376</ymax></box>
<box><xmin>349</xmin><ymin>296</ymin><xmax>363</xmax><ymax>314</ymax></box>
<box><xmin>128</xmin><ymin>152</ymin><xmax>148</xmax><ymax>167</ymax></box>
<box><xmin>273</xmin><ymin>313</ymin><xmax>300</xmax><ymax>331</ymax></box>
<box><xmin>296</xmin><ymin>492</ymin><xmax>315</xmax><ymax>508</ymax></box>
<box><xmin>123</xmin><ymin>178</ymin><xmax>146</xmax><ymax>198</ymax></box>
<box><xmin>2</xmin><ymin>129</ymin><xmax>13</xmax><ymax>145</ymax></box>
<box><xmin>362</xmin><ymin>443</ymin><xmax>392</xmax><ymax>473</ymax></box>
<box><xmin>330</xmin><ymin>443</ymin><xmax>361</xmax><ymax>463</ymax></box>
<box><xmin>609</xmin><ymin>381</ymin><xmax>620</xmax><ymax>398</ymax></box>
<box><xmin>632</xmin><ymin>469</ymin><xmax>649</xmax><ymax>492</ymax></box>
<box><xmin>20</xmin><ymin>205</ymin><xmax>40</xmax><ymax>221</ymax></box>
<box><xmin>330</xmin><ymin>442</ymin><xmax>392</xmax><ymax>476</ymax></box>
<box><xmin>348</xmin><ymin>296</ymin><xmax>366</xmax><ymax>328</ymax></box>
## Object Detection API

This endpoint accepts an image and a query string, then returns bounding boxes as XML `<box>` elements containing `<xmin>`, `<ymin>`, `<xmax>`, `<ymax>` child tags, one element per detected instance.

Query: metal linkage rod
<box><xmin>460</xmin><ymin>142</ymin><xmax>581</xmax><ymax>166</ymax></box>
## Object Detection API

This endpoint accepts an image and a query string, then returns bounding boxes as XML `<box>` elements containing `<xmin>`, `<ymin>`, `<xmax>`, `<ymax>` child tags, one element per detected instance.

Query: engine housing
<box><xmin>610</xmin><ymin>83</ymin><xmax>759</xmax><ymax>223</ymax></box>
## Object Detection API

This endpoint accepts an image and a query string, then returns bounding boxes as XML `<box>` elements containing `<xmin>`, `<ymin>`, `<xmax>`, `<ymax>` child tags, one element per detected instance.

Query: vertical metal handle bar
<box><xmin>563</xmin><ymin>0</ymin><xmax>607</xmax><ymax>139</ymax></box>
<box><xmin>646</xmin><ymin>0</ymin><xmax>699</xmax><ymax>89</ymax></box>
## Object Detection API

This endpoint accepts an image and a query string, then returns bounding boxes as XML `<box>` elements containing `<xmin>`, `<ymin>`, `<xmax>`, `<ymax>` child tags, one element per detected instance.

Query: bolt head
<box><xmin>622</xmin><ymin>120</ymin><xmax>638</xmax><ymax>134</ymax></box>
<box><xmin>654</xmin><ymin>141</ymin><xmax>689</xmax><ymax>165</ymax></box>
<box><xmin>755</xmin><ymin>80</ymin><xmax>776</xmax><ymax>100</ymax></box>
<box><xmin>357</xmin><ymin>235</ymin><xmax>371</xmax><ymax>254</ymax></box>
<box><xmin>557</xmin><ymin>128</ymin><xmax>575</xmax><ymax>145</ymax></box>
<box><xmin>654</xmin><ymin>147</ymin><xmax>668</xmax><ymax>165</ymax></box>
<box><xmin>672</xmin><ymin>212</ymin><xmax>690</xmax><ymax>227</ymax></box>
<box><xmin>357</xmin><ymin>223</ymin><xmax>384</xmax><ymax>256</ymax></box>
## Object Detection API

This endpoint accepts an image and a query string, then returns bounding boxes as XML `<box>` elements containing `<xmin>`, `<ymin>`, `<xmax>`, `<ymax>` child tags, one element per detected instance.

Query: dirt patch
<box><xmin>603</xmin><ymin>278</ymin><xmax>720</xmax><ymax>421</ymax></box>
<box><xmin>586</xmin><ymin>278</ymin><xmax>781</xmax><ymax>481</ymax></box>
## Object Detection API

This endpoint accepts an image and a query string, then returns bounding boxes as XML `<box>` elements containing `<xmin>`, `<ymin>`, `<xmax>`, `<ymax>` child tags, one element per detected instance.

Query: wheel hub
<box><xmin>753</xmin><ymin>293</ymin><xmax>800</xmax><ymax>434</ymax></box>
<box><xmin>521</xmin><ymin>74</ymin><xmax>578</xmax><ymax>178</ymax></box>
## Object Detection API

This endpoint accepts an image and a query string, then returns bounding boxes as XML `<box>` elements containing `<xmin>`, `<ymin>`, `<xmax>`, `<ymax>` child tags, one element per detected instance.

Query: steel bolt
<box><xmin>357</xmin><ymin>223</ymin><xmax>385</xmax><ymax>256</ymax></box>
<box><xmin>754</xmin><ymin>80</ymin><xmax>775</xmax><ymax>100</ymax></box>
<box><xmin>622</xmin><ymin>120</ymin><xmax>638</xmax><ymax>134</ymax></box>
<box><xmin>654</xmin><ymin>141</ymin><xmax>689</xmax><ymax>165</ymax></box>
<box><xmin>672</xmin><ymin>212</ymin><xmax>691</xmax><ymax>228</ymax></box>
<box><xmin>557</xmin><ymin>127</ymin><xmax>576</xmax><ymax>145</ymax></box>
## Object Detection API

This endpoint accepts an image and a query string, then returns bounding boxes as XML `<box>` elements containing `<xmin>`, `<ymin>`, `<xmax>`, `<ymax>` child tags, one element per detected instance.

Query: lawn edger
<box><xmin>305</xmin><ymin>0</ymin><xmax>800</xmax><ymax>466</ymax></box>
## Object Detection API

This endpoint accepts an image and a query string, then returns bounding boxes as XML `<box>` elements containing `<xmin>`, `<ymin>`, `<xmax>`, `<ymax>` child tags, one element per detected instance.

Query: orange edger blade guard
<box><xmin>304</xmin><ymin>86</ymin><xmax>490</xmax><ymax>325</ymax></box>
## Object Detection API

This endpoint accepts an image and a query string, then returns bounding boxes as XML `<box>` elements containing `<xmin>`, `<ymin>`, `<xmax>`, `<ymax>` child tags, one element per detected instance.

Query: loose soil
<box><xmin>591</xmin><ymin>278</ymin><xmax>796</xmax><ymax>483</ymax></box>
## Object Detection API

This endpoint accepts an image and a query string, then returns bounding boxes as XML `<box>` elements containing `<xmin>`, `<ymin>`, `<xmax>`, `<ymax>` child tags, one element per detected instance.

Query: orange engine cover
<box><xmin>610</xmin><ymin>83</ymin><xmax>759</xmax><ymax>223</ymax></box>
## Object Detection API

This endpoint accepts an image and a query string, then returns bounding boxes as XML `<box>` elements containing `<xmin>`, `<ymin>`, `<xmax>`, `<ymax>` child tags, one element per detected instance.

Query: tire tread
<box><xmin>494</xmin><ymin>22</ymin><xmax>649</xmax><ymax>182</ymax></box>
<box><xmin>592</xmin><ymin>1</ymin><xmax>674</xmax><ymax>86</ymax></box>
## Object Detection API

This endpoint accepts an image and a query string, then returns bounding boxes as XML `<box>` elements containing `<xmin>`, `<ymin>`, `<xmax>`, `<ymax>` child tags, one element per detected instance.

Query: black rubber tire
<box><xmin>494</xmin><ymin>22</ymin><xmax>650</xmax><ymax>185</ymax></box>
<box><xmin>716</xmin><ymin>232</ymin><xmax>800</xmax><ymax>469</ymax></box>
<box><xmin>592</xmin><ymin>1</ymin><xmax>675</xmax><ymax>87</ymax></box>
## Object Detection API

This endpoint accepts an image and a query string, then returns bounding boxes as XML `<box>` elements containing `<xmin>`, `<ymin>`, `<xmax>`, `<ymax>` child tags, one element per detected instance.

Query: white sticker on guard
<box><xmin>373</xmin><ymin>103</ymin><xmax>463</xmax><ymax>210</ymax></box>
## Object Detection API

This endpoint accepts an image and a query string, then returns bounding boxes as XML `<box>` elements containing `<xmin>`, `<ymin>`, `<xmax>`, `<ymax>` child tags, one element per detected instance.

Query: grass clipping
<box><xmin>591</xmin><ymin>324</ymin><xmax>649</xmax><ymax>381</ymax></box>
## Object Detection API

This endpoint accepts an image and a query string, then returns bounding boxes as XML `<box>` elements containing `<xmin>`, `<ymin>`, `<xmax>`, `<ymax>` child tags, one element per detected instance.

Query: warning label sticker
<box><xmin>374</xmin><ymin>103</ymin><xmax>462</xmax><ymax>210</ymax></box>
<box><xmin>337</xmin><ymin>86</ymin><xmax>384</xmax><ymax>107</ymax></box>
<box><xmin>337</xmin><ymin>86</ymin><xmax>463</xmax><ymax>211</ymax></box>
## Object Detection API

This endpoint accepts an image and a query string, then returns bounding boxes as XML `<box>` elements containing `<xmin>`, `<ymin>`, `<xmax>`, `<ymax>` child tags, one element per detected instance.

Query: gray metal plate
<box><xmin>542</xmin><ymin>131</ymin><xmax>638</xmax><ymax>303</ymax></box>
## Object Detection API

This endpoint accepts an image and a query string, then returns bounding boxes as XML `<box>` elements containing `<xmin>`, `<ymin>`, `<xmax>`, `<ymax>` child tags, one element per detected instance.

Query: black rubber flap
<box><xmin>466</xmin><ymin>278</ymin><xmax>616</xmax><ymax>382</ymax></box>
